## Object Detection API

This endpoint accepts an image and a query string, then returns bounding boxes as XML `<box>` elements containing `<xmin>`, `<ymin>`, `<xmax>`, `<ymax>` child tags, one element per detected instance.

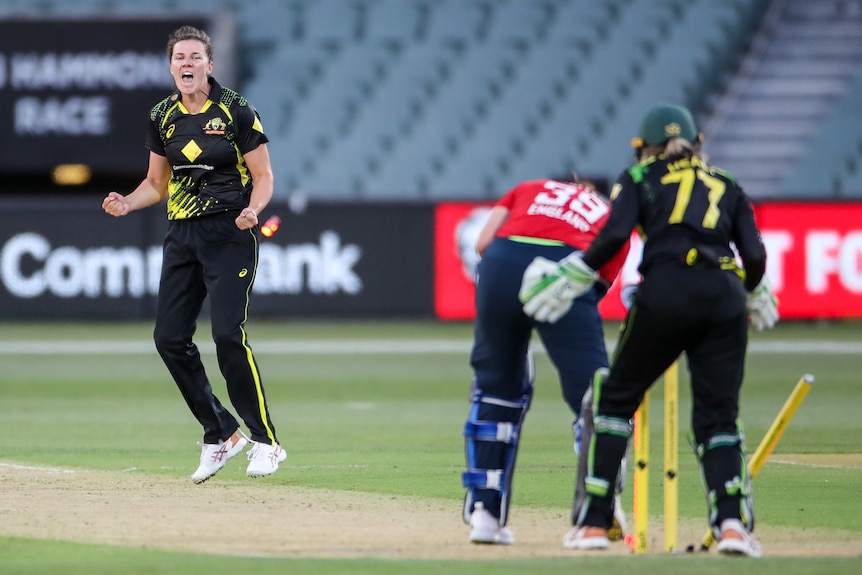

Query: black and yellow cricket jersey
<box><xmin>145</xmin><ymin>77</ymin><xmax>269</xmax><ymax>220</ymax></box>
<box><xmin>584</xmin><ymin>153</ymin><xmax>766</xmax><ymax>291</ymax></box>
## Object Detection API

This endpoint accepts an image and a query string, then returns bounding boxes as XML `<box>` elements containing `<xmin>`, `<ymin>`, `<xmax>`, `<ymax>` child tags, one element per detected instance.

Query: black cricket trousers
<box><xmin>153</xmin><ymin>211</ymin><xmax>279</xmax><ymax>446</ymax></box>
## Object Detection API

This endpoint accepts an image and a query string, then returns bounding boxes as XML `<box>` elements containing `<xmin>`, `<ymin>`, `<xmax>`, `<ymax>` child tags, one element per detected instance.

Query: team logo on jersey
<box><xmin>204</xmin><ymin>117</ymin><xmax>227</xmax><ymax>135</ymax></box>
<box><xmin>181</xmin><ymin>140</ymin><xmax>203</xmax><ymax>162</ymax></box>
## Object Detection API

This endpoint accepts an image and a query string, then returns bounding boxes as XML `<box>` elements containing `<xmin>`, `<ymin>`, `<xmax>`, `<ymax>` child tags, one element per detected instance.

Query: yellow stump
<box><xmin>633</xmin><ymin>390</ymin><xmax>650</xmax><ymax>553</ymax></box>
<box><xmin>663</xmin><ymin>361</ymin><xmax>679</xmax><ymax>552</ymax></box>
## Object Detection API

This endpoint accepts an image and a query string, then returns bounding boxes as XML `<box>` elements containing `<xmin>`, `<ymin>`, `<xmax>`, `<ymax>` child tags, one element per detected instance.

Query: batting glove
<box><xmin>519</xmin><ymin>253</ymin><xmax>597</xmax><ymax>323</ymax></box>
<box><xmin>746</xmin><ymin>277</ymin><xmax>779</xmax><ymax>331</ymax></box>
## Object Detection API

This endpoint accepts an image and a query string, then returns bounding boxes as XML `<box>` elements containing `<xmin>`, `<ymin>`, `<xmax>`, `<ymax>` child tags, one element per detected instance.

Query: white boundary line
<box><xmin>0</xmin><ymin>340</ymin><xmax>860</xmax><ymax>354</ymax></box>
<box><xmin>769</xmin><ymin>458</ymin><xmax>861</xmax><ymax>470</ymax></box>
<box><xmin>0</xmin><ymin>462</ymin><xmax>77</xmax><ymax>473</ymax></box>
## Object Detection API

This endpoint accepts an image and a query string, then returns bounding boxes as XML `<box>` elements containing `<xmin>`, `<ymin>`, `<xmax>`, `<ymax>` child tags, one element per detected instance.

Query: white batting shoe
<box><xmin>469</xmin><ymin>503</ymin><xmax>514</xmax><ymax>545</ymax></box>
<box><xmin>246</xmin><ymin>441</ymin><xmax>287</xmax><ymax>477</ymax></box>
<box><xmin>191</xmin><ymin>431</ymin><xmax>248</xmax><ymax>484</ymax></box>
<box><xmin>563</xmin><ymin>526</ymin><xmax>609</xmax><ymax>550</ymax></box>
<box><xmin>717</xmin><ymin>519</ymin><xmax>762</xmax><ymax>558</ymax></box>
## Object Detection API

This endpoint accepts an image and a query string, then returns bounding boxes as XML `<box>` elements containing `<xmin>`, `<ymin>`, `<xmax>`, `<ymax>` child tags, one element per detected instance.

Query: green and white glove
<box><xmin>519</xmin><ymin>253</ymin><xmax>598</xmax><ymax>323</ymax></box>
<box><xmin>746</xmin><ymin>277</ymin><xmax>779</xmax><ymax>331</ymax></box>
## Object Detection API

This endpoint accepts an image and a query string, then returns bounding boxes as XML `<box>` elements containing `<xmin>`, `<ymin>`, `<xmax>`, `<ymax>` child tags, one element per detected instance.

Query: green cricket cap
<box><xmin>631</xmin><ymin>103</ymin><xmax>701</xmax><ymax>148</ymax></box>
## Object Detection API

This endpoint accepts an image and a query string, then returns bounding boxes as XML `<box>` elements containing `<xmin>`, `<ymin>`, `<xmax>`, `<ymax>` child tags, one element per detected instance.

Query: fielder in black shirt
<box><xmin>103</xmin><ymin>26</ymin><xmax>285</xmax><ymax>483</ymax></box>
<box><xmin>520</xmin><ymin>102</ymin><xmax>778</xmax><ymax>557</ymax></box>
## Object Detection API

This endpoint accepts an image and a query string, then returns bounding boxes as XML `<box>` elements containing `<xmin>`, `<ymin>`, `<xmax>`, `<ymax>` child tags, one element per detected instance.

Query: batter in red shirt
<box><xmin>461</xmin><ymin>178</ymin><xmax>629</xmax><ymax>545</ymax></box>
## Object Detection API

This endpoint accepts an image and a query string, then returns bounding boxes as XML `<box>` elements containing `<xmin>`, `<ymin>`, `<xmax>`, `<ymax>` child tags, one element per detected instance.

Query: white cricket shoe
<box><xmin>246</xmin><ymin>441</ymin><xmax>287</xmax><ymax>477</ymax></box>
<box><xmin>563</xmin><ymin>526</ymin><xmax>610</xmax><ymax>550</ymax></box>
<box><xmin>469</xmin><ymin>503</ymin><xmax>514</xmax><ymax>545</ymax></box>
<box><xmin>191</xmin><ymin>431</ymin><xmax>248</xmax><ymax>484</ymax></box>
<box><xmin>717</xmin><ymin>519</ymin><xmax>762</xmax><ymax>558</ymax></box>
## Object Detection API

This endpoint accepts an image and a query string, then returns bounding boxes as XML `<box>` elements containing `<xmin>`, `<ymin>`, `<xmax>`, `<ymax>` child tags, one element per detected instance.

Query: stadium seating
<box><xmin>236</xmin><ymin>0</ymin><xmax>300</xmax><ymax>53</ymax></box>
<box><xmin>575</xmin><ymin>0</ymin><xmax>755</xmax><ymax>180</ymax></box>
<box><xmin>16</xmin><ymin>0</ymin><xmax>859</xmax><ymax>199</ymax></box>
<box><xmin>365</xmin><ymin>0</ymin><xmax>423</xmax><ymax>42</ymax></box>
<box><xmin>462</xmin><ymin>0</ymin><xmax>677</xmax><ymax>192</ymax></box>
<box><xmin>423</xmin><ymin>0</ymin><xmax>487</xmax><ymax>41</ymax></box>
<box><xmin>706</xmin><ymin>0</ymin><xmax>862</xmax><ymax>198</ymax></box>
<box><xmin>248</xmin><ymin>40</ymin><xmax>400</xmax><ymax>197</ymax></box>
<box><xmin>780</xmin><ymin>66</ymin><xmax>862</xmax><ymax>197</ymax></box>
<box><xmin>296</xmin><ymin>41</ymin><xmax>465</xmax><ymax>198</ymax></box>
<box><xmin>353</xmin><ymin>40</ymin><xmax>524</xmax><ymax>198</ymax></box>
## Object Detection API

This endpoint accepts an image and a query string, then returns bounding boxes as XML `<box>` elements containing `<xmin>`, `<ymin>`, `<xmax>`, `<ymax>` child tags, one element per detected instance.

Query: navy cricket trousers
<box><xmin>470</xmin><ymin>238</ymin><xmax>610</xmax><ymax>415</ymax></box>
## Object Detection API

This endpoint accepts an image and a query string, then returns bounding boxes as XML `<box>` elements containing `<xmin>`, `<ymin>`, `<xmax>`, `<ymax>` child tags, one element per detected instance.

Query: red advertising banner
<box><xmin>434</xmin><ymin>201</ymin><xmax>862</xmax><ymax>321</ymax></box>
<box><xmin>434</xmin><ymin>203</ymin><xmax>491</xmax><ymax>320</ymax></box>
<box><xmin>754</xmin><ymin>202</ymin><xmax>862</xmax><ymax>319</ymax></box>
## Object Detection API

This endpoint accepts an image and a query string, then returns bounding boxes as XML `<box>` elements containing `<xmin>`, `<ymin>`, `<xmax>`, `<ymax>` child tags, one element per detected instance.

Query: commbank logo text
<box><xmin>0</xmin><ymin>231</ymin><xmax>362</xmax><ymax>298</ymax></box>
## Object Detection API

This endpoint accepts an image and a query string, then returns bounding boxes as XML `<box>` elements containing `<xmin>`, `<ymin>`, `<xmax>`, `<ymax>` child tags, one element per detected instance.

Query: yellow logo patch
<box><xmin>182</xmin><ymin>140</ymin><xmax>203</xmax><ymax>162</ymax></box>
<box><xmin>238</xmin><ymin>269</ymin><xmax>248</xmax><ymax>278</ymax></box>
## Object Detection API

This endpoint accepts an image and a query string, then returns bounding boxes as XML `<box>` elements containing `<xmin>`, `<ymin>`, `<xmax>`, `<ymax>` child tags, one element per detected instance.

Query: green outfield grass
<box><xmin>0</xmin><ymin>319</ymin><xmax>860</xmax><ymax>574</ymax></box>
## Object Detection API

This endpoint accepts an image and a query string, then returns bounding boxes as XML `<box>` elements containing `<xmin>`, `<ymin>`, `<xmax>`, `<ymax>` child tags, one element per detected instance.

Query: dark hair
<box><xmin>166</xmin><ymin>26</ymin><xmax>213</xmax><ymax>62</ymax></box>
